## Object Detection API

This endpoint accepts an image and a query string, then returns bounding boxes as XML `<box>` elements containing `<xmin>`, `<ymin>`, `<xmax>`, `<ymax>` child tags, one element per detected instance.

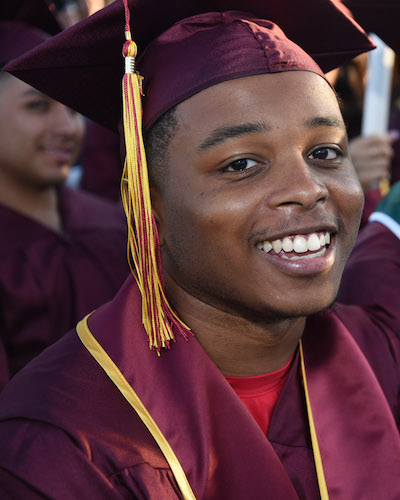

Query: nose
<box><xmin>51</xmin><ymin>103</ymin><xmax>84</xmax><ymax>139</ymax></box>
<box><xmin>266</xmin><ymin>153</ymin><xmax>329</xmax><ymax>210</ymax></box>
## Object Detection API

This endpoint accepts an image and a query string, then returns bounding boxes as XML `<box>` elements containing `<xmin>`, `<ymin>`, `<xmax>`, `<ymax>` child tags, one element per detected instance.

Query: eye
<box><xmin>25</xmin><ymin>99</ymin><xmax>51</xmax><ymax>112</ymax></box>
<box><xmin>224</xmin><ymin>158</ymin><xmax>258</xmax><ymax>172</ymax></box>
<box><xmin>308</xmin><ymin>146</ymin><xmax>342</xmax><ymax>161</ymax></box>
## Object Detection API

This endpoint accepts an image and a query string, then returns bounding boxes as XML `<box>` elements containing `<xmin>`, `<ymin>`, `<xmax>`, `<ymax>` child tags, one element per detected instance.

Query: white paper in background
<box><xmin>361</xmin><ymin>33</ymin><xmax>395</xmax><ymax>136</ymax></box>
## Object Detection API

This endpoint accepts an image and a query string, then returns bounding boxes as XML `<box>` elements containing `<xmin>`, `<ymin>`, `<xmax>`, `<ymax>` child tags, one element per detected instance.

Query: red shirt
<box><xmin>226</xmin><ymin>356</ymin><xmax>294</xmax><ymax>435</ymax></box>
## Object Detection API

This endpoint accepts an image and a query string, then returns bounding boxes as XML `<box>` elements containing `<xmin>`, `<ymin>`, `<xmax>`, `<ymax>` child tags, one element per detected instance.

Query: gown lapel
<box><xmin>302</xmin><ymin>312</ymin><xmax>400</xmax><ymax>499</ymax></box>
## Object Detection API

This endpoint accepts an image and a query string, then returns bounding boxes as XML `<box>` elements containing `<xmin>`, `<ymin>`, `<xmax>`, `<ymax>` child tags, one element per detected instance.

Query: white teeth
<box><xmin>257</xmin><ymin>231</ymin><xmax>332</xmax><ymax>257</ymax></box>
<box><xmin>324</xmin><ymin>232</ymin><xmax>331</xmax><ymax>245</ymax></box>
<box><xmin>263</xmin><ymin>241</ymin><xmax>272</xmax><ymax>253</ymax></box>
<box><xmin>293</xmin><ymin>236</ymin><xmax>307</xmax><ymax>253</ymax></box>
<box><xmin>307</xmin><ymin>233</ymin><xmax>321</xmax><ymax>251</ymax></box>
<box><xmin>282</xmin><ymin>236</ymin><xmax>294</xmax><ymax>252</ymax></box>
<box><xmin>272</xmin><ymin>239</ymin><xmax>282</xmax><ymax>253</ymax></box>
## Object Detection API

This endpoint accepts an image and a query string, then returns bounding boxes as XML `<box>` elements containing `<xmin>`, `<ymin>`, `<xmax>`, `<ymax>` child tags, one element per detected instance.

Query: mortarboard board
<box><xmin>4</xmin><ymin>0</ymin><xmax>374</xmax><ymax>132</ymax></box>
<box><xmin>343</xmin><ymin>0</ymin><xmax>400</xmax><ymax>54</ymax></box>
<box><xmin>0</xmin><ymin>0</ymin><xmax>61</xmax><ymax>67</ymax></box>
<box><xmin>4</xmin><ymin>0</ymin><xmax>375</xmax><ymax>352</ymax></box>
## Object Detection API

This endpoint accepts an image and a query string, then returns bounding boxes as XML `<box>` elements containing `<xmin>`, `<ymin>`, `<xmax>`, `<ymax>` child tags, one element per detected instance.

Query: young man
<box><xmin>0</xmin><ymin>0</ymin><xmax>399</xmax><ymax>498</ymax></box>
<box><xmin>0</xmin><ymin>0</ymin><xmax>129</xmax><ymax>387</ymax></box>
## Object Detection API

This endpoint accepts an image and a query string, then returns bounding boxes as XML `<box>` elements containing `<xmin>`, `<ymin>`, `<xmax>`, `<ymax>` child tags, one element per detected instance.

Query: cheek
<box><xmin>186</xmin><ymin>189</ymin><xmax>251</xmax><ymax>233</ymax></box>
<box><xmin>0</xmin><ymin>119</ymin><xmax>32</xmax><ymax>162</ymax></box>
<box><xmin>74</xmin><ymin>117</ymin><xmax>86</xmax><ymax>144</ymax></box>
<box><xmin>326</xmin><ymin>163</ymin><xmax>363</xmax><ymax>213</ymax></box>
<box><xmin>163</xmin><ymin>190</ymin><xmax>248</xmax><ymax>269</ymax></box>
<box><xmin>336</xmin><ymin>173</ymin><xmax>364</xmax><ymax>223</ymax></box>
<box><xmin>166</xmin><ymin>198</ymin><xmax>225</xmax><ymax>249</ymax></box>
<box><xmin>329</xmin><ymin>172</ymin><xmax>364</xmax><ymax>257</ymax></box>
<box><xmin>12</xmin><ymin>117</ymin><xmax>42</xmax><ymax>145</ymax></box>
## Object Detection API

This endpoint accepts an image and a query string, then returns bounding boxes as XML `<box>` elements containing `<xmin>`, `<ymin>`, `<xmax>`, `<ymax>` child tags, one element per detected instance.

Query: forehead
<box><xmin>174</xmin><ymin>71</ymin><xmax>342</xmax><ymax>144</ymax></box>
<box><xmin>0</xmin><ymin>73</ymin><xmax>39</xmax><ymax>96</ymax></box>
<box><xmin>0</xmin><ymin>75</ymin><xmax>51</xmax><ymax>116</ymax></box>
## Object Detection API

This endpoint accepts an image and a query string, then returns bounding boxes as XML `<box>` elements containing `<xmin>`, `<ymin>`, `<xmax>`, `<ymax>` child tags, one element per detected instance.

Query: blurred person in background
<box><xmin>49</xmin><ymin>0</ymin><xmax>124</xmax><ymax>203</ymax></box>
<box><xmin>335</xmin><ymin>0</ymin><xmax>400</xmax><ymax>226</ymax></box>
<box><xmin>49</xmin><ymin>0</ymin><xmax>87</xmax><ymax>28</ymax></box>
<box><xmin>327</xmin><ymin>54</ymin><xmax>398</xmax><ymax>226</ymax></box>
<box><xmin>0</xmin><ymin>0</ymin><xmax>129</xmax><ymax>390</ymax></box>
<box><xmin>50</xmin><ymin>0</ymin><xmax>116</xmax><ymax>29</ymax></box>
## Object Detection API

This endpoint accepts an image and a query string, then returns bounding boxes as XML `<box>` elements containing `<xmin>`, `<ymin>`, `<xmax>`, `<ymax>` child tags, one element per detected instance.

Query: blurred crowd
<box><xmin>50</xmin><ymin>0</ymin><xmax>116</xmax><ymax>28</ymax></box>
<box><xmin>0</xmin><ymin>0</ymin><xmax>127</xmax><ymax>386</ymax></box>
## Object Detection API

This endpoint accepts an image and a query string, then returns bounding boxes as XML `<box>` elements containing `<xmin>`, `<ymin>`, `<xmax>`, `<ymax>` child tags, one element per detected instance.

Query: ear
<box><xmin>150</xmin><ymin>186</ymin><xmax>166</xmax><ymax>246</ymax></box>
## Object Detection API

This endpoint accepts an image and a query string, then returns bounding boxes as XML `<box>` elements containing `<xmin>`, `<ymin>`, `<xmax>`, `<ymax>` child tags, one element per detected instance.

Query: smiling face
<box><xmin>152</xmin><ymin>71</ymin><xmax>363</xmax><ymax>322</ymax></box>
<box><xmin>0</xmin><ymin>74</ymin><xmax>84</xmax><ymax>190</ymax></box>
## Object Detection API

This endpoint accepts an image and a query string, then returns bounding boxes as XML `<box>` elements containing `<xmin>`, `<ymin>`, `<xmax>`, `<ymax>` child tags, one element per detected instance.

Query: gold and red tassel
<box><xmin>120</xmin><ymin>0</ymin><xmax>189</xmax><ymax>353</ymax></box>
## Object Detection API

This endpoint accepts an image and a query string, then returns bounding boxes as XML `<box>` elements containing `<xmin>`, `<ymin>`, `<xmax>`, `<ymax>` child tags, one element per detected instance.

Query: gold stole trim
<box><xmin>76</xmin><ymin>315</ymin><xmax>197</xmax><ymax>500</ymax></box>
<box><xmin>299</xmin><ymin>340</ymin><xmax>329</xmax><ymax>500</ymax></box>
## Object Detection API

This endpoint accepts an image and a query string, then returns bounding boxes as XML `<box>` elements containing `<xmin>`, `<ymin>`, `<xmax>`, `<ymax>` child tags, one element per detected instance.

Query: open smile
<box><xmin>256</xmin><ymin>231</ymin><xmax>336</xmax><ymax>275</ymax></box>
<box><xmin>40</xmin><ymin>146</ymin><xmax>74</xmax><ymax>164</ymax></box>
<box><xmin>256</xmin><ymin>231</ymin><xmax>331</xmax><ymax>260</ymax></box>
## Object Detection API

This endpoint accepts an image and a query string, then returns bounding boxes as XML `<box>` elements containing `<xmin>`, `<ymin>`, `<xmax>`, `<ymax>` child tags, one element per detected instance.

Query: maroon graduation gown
<box><xmin>0</xmin><ymin>221</ymin><xmax>399</xmax><ymax>499</ymax></box>
<box><xmin>0</xmin><ymin>186</ymin><xmax>129</xmax><ymax>382</ymax></box>
<box><xmin>80</xmin><ymin>120</ymin><xmax>123</xmax><ymax>203</ymax></box>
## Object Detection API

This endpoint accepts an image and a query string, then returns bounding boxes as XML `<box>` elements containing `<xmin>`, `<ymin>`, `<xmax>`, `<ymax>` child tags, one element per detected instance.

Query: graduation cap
<box><xmin>0</xmin><ymin>0</ymin><xmax>61</xmax><ymax>67</ymax></box>
<box><xmin>4</xmin><ymin>0</ymin><xmax>374</xmax><ymax>131</ymax></box>
<box><xmin>4</xmin><ymin>0</ymin><xmax>375</xmax><ymax>353</ymax></box>
<box><xmin>343</xmin><ymin>0</ymin><xmax>400</xmax><ymax>54</ymax></box>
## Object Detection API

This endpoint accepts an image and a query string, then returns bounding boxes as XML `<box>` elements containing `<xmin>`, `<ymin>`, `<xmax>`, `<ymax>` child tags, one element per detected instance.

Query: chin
<box><xmin>256</xmin><ymin>283</ymin><xmax>339</xmax><ymax>321</ymax></box>
<box><xmin>35</xmin><ymin>177</ymin><xmax>67</xmax><ymax>190</ymax></box>
<box><xmin>270</xmin><ymin>295</ymin><xmax>338</xmax><ymax>320</ymax></box>
<box><xmin>49</xmin><ymin>168</ymin><xmax>71</xmax><ymax>184</ymax></box>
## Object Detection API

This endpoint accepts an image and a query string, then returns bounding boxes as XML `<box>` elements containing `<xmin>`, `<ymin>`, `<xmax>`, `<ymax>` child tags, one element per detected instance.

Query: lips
<box><xmin>40</xmin><ymin>145</ymin><xmax>74</xmax><ymax>163</ymax></box>
<box><xmin>256</xmin><ymin>231</ymin><xmax>332</xmax><ymax>260</ymax></box>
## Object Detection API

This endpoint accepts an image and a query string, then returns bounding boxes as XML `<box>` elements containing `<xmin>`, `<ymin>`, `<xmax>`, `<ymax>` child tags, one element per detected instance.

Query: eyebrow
<box><xmin>22</xmin><ymin>89</ymin><xmax>45</xmax><ymax>97</ymax></box>
<box><xmin>197</xmin><ymin>121</ymin><xmax>268</xmax><ymax>152</ymax></box>
<box><xmin>196</xmin><ymin>115</ymin><xmax>346</xmax><ymax>153</ymax></box>
<box><xmin>304</xmin><ymin>116</ymin><xmax>346</xmax><ymax>132</ymax></box>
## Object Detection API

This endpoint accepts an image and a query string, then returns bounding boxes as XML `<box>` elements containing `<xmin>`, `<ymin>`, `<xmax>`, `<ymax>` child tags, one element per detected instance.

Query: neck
<box><xmin>165</xmin><ymin>273</ymin><xmax>305</xmax><ymax>376</ymax></box>
<box><xmin>0</xmin><ymin>176</ymin><xmax>62</xmax><ymax>232</ymax></box>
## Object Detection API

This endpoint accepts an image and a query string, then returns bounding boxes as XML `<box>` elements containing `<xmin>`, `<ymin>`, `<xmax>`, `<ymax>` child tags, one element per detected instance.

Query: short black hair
<box><xmin>144</xmin><ymin>105</ymin><xmax>178</xmax><ymax>189</ymax></box>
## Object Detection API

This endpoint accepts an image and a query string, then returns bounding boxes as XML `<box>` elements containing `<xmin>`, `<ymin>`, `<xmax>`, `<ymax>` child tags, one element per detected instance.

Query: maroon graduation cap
<box><xmin>0</xmin><ymin>0</ymin><xmax>61</xmax><ymax>67</ymax></box>
<box><xmin>343</xmin><ymin>0</ymin><xmax>400</xmax><ymax>54</ymax></box>
<box><xmin>4</xmin><ymin>0</ymin><xmax>374</xmax><ymax>132</ymax></box>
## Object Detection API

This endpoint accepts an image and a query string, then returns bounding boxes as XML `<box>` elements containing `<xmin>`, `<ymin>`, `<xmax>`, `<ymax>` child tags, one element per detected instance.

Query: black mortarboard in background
<box><xmin>344</xmin><ymin>0</ymin><xmax>400</xmax><ymax>54</ymax></box>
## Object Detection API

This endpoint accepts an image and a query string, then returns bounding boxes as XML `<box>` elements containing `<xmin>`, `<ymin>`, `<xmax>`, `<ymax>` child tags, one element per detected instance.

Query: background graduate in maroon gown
<box><xmin>0</xmin><ymin>0</ymin><xmax>129</xmax><ymax>388</ymax></box>
<box><xmin>0</xmin><ymin>0</ymin><xmax>399</xmax><ymax>498</ymax></box>
<box><xmin>340</xmin><ymin>0</ymin><xmax>400</xmax><ymax>225</ymax></box>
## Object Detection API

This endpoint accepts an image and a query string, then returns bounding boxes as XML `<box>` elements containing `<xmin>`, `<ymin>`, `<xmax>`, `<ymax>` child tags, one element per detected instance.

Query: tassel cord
<box><xmin>121</xmin><ymin>33</ymin><xmax>190</xmax><ymax>351</ymax></box>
